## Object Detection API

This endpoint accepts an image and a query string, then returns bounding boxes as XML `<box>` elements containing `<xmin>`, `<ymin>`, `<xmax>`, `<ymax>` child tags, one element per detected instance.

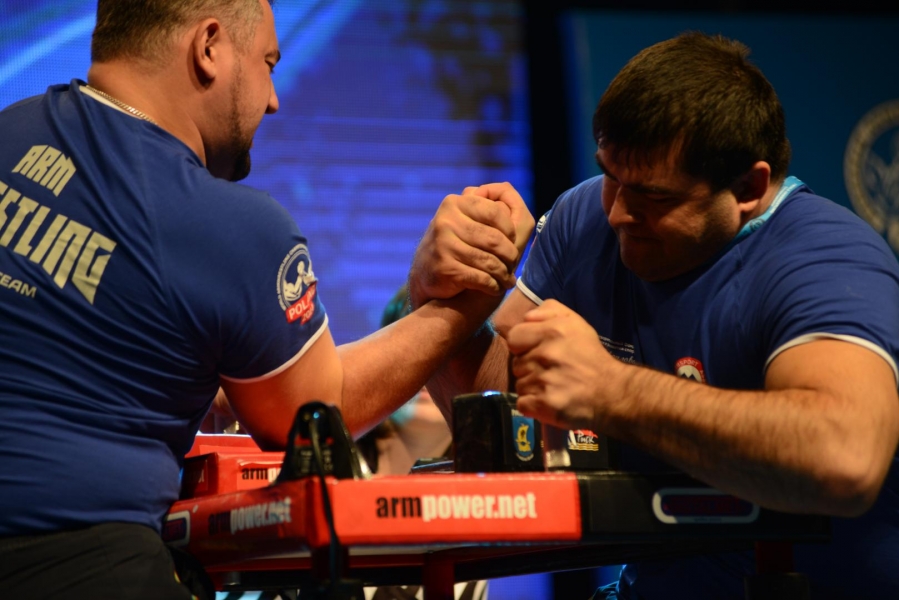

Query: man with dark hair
<box><xmin>0</xmin><ymin>0</ymin><xmax>532</xmax><ymax>597</ymax></box>
<box><xmin>410</xmin><ymin>32</ymin><xmax>899</xmax><ymax>598</ymax></box>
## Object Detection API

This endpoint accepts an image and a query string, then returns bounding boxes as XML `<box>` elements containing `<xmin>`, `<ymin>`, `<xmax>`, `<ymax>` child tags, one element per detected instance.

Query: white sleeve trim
<box><xmin>765</xmin><ymin>332</ymin><xmax>899</xmax><ymax>385</ymax></box>
<box><xmin>515</xmin><ymin>278</ymin><xmax>545</xmax><ymax>306</ymax></box>
<box><xmin>219</xmin><ymin>314</ymin><xmax>330</xmax><ymax>383</ymax></box>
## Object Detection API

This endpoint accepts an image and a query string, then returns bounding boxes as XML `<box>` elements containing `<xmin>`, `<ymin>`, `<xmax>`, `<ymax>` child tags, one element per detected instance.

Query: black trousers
<box><xmin>0</xmin><ymin>522</ymin><xmax>203</xmax><ymax>600</ymax></box>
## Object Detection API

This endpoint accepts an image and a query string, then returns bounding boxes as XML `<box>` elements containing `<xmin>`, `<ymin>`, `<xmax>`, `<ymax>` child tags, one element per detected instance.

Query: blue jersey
<box><xmin>0</xmin><ymin>82</ymin><xmax>327</xmax><ymax>536</ymax></box>
<box><xmin>520</xmin><ymin>175</ymin><xmax>899</xmax><ymax>599</ymax></box>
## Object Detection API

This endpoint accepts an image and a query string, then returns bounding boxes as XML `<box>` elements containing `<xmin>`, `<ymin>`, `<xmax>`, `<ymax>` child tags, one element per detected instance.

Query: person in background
<box><xmin>356</xmin><ymin>284</ymin><xmax>454</xmax><ymax>477</ymax></box>
<box><xmin>355</xmin><ymin>284</ymin><xmax>487</xmax><ymax>600</ymax></box>
<box><xmin>408</xmin><ymin>31</ymin><xmax>899</xmax><ymax>599</ymax></box>
<box><xmin>0</xmin><ymin>0</ymin><xmax>532</xmax><ymax>597</ymax></box>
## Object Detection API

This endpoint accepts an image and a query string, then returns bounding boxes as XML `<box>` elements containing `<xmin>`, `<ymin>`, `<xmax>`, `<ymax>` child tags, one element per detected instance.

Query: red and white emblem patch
<box><xmin>674</xmin><ymin>357</ymin><xmax>706</xmax><ymax>383</ymax></box>
<box><xmin>277</xmin><ymin>243</ymin><xmax>318</xmax><ymax>324</ymax></box>
<box><xmin>286</xmin><ymin>283</ymin><xmax>317</xmax><ymax>324</ymax></box>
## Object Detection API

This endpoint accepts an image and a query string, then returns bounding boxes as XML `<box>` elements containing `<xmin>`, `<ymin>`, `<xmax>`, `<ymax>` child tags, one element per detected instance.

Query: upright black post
<box><xmin>744</xmin><ymin>541</ymin><xmax>810</xmax><ymax>600</ymax></box>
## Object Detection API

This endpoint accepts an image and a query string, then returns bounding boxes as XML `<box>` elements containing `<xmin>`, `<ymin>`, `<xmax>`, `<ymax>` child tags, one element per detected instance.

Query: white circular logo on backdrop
<box><xmin>844</xmin><ymin>100</ymin><xmax>899</xmax><ymax>254</ymax></box>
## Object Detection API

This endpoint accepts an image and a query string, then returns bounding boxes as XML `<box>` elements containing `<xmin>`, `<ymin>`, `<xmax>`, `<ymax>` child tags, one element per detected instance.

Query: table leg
<box><xmin>422</xmin><ymin>555</ymin><xmax>456</xmax><ymax>600</ymax></box>
<box><xmin>744</xmin><ymin>541</ymin><xmax>809</xmax><ymax>600</ymax></box>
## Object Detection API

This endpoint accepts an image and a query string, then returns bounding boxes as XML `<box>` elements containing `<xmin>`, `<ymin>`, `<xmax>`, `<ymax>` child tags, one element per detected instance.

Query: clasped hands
<box><xmin>410</xmin><ymin>183</ymin><xmax>618</xmax><ymax>431</ymax></box>
<box><xmin>409</xmin><ymin>182</ymin><xmax>533</xmax><ymax>308</ymax></box>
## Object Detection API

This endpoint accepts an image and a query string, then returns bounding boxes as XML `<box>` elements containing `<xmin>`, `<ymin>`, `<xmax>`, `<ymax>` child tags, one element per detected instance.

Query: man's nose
<box><xmin>606</xmin><ymin>188</ymin><xmax>640</xmax><ymax>227</ymax></box>
<box><xmin>267</xmin><ymin>84</ymin><xmax>279</xmax><ymax>115</ymax></box>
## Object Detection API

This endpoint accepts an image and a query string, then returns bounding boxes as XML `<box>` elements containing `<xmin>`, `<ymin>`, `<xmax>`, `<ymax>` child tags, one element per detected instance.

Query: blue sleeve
<box><xmin>162</xmin><ymin>180</ymin><xmax>328</xmax><ymax>381</ymax></box>
<box><xmin>752</xmin><ymin>201</ymin><xmax>899</xmax><ymax>380</ymax></box>
<box><xmin>519</xmin><ymin>175</ymin><xmax>606</xmax><ymax>303</ymax></box>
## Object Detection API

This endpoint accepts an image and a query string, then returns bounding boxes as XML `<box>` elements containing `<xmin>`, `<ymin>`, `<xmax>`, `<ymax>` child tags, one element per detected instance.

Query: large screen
<box><xmin>0</xmin><ymin>0</ymin><xmax>533</xmax><ymax>344</ymax></box>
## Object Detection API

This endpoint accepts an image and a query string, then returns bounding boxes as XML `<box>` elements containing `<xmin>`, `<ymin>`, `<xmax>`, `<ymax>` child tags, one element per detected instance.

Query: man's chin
<box><xmin>620</xmin><ymin>250</ymin><xmax>666</xmax><ymax>282</ymax></box>
<box><xmin>623</xmin><ymin>254</ymin><xmax>696</xmax><ymax>282</ymax></box>
<box><xmin>229</xmin><ymin>151</ymin><xmax>252</xmax><ymax>182</ymax></box>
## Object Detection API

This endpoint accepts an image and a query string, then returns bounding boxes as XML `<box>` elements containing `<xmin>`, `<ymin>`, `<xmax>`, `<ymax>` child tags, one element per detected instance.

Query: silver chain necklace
<box><xmin>83</xmin><ymin>84</ymin><xmax>159</xmax><ymax>126</ymax></box>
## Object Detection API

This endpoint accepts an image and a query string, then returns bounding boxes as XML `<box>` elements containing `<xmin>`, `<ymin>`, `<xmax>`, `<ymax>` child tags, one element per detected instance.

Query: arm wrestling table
<box><xmin>164</xmin><ymin>435</ymin><xmax>829</xmax><ymax>600</ymax></box>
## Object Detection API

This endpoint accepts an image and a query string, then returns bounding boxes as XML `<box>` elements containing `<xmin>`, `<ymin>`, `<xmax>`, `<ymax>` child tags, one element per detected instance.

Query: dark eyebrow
<box><xmin>595</xmin><ymin>154</ymin><xmax>613</xmax><ymax>178</ymax></box>
<box><xmin>595</xmin><ymin>153</ymin><xmax>685</xmax><ymax>197</ymax></box>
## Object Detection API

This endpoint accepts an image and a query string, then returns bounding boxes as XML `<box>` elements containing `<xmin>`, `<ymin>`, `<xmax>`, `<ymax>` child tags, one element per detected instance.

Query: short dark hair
<box><xmin>379</xmin><ymin>284</ymin><xmax>411</xmax><ymax>328</ymax></box>
<box><xmin>592</xmin><ymin>31</ymin><xmax>791</xmax><ymax>191</ymax></box>
<box><xmin>91</xmin><ymin>0</ymin><xmax>271</xmax><ymax>64</ymax></box>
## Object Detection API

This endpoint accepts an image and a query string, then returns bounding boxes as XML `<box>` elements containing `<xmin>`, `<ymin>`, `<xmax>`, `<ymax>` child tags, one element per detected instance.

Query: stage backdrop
<box><xmin>560</xmin><ymin>11</ymin><xmax>899</xmax><ymax>260</ymax></box>
<box><xmin>0</xmin><ymin>0</ymin><xmax>533</xmax><ymax>345</ymax></box>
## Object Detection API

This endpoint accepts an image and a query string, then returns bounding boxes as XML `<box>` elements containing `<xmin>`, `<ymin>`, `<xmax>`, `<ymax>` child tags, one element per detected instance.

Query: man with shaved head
<box><xmin>0</xmin><ymin>1</ymin><xmax>532</xmax><ymax>597</ymax></box>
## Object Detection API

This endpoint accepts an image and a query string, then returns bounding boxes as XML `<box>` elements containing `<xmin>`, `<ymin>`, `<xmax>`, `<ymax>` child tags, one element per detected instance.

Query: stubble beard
<box><xmin>229</xmin><ymin>149</ymin><xmax>252</xmax><ymax>183</ymax></box>
<box><xmin>227</xmin><ymin>66</ymin><xmax>254</xmax><ymax>182</ymax></box>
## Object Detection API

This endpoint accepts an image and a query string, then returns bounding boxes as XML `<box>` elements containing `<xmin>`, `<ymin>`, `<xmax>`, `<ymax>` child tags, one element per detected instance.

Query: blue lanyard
<box><xmin>729</xmin><ymin>175</ymin><xmax>803</xmax><ymax>245</ymax></box>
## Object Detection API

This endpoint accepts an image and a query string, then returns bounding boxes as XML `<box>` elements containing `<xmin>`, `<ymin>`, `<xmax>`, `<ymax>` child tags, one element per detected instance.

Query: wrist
<box><xmin>597</xmin><ymin>358</ymin><xmax>639</xmax><ymax>432</ymax></box>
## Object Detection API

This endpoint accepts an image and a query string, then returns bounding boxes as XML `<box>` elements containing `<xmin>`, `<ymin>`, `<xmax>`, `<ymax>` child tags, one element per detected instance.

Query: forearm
<box><xmin>337</xmin><ymin>291</ymin><xmax>500</xmax><ymax>435</ymax></box>
<box><xmin>606</xmin><ymin>364</ymin><xmax>889</xmax><ymax>516</ymax></box>
<box><xmin>425</xmin><ymin>324</ymin><xmax>511</xmax><ymax>425</ymax></box>
<box><xmin>424</xmin><ymin>287</ymin><xmax>539</xmax><ymax>423</ymax></box>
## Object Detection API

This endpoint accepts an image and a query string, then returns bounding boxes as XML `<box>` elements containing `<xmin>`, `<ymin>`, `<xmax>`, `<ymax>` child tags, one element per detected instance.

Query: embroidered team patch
<box><xmin>277</xmin><ymin>243</ymin><xmax>318</xmax><ymax>324</ymax></box>
<box><xmin>675</xmin><ymin>357</ymin><xmax>706</xmax><ymax>383</ymax></box>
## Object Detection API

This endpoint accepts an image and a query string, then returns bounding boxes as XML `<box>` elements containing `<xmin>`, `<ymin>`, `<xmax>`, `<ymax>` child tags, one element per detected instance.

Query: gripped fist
<box><xmin>409</xmin><ymin>182</ymin><xmax>535</xmax><ymax>308</ymax></box>
<box><xmin>506</xmin><ymin>299</ymin><xmax>617</xmax><ymax>431</ymax></box>
<box><xmin>468</xmin><ymin>182</ymin><xmax>534</xmax><ymax>259</ymax></box>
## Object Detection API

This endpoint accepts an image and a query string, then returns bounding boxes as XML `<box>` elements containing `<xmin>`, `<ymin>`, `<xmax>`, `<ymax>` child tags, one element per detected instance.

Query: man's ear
<box><xmin>191</xmin><ymin>18</ymin><xmax>223</xmax><ymax>84</ymax></box>
<box><xmin>733</xmin><ymin>161</ymin><xmax>772</xmax><ymax>211</ymax></box>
